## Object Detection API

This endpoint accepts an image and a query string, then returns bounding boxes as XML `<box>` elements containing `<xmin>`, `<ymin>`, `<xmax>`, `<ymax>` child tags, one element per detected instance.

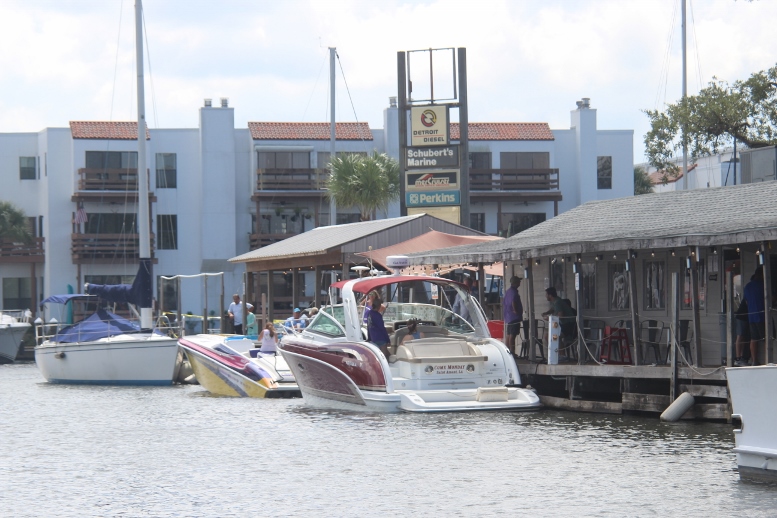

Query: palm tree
<box><xmin>634</xmin><ymin>166</ymin><xmax>654</xmax><ymax>195</ymax></box>
<box><xmin>0</xmin><ymin>201</ymin><xmax>31</xmax><ymax>242</ymax></box>
<box><xmin>326</xmin><ymin>152</ymin><xmax>400</xmax><ymax>221</ymax></box>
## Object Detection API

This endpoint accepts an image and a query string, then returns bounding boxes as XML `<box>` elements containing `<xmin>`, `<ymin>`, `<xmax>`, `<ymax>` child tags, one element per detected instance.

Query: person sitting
<box><xmin>401</xmin><ymin>318</ymin><xmax>425</xmax><ymax>345</ymax></box>
<box><xmin>259</xmin><ymin>323</ymin><xmax>278</xmax><ymax>354</ymax></box>
<box><xmin>284</xmin><ymin>308</ymin><xmax>306</xmax><ymax>332</ymax></box>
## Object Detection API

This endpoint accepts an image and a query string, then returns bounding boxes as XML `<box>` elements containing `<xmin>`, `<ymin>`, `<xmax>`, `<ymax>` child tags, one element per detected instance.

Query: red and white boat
<box><xmin>279</xmin><ymin>258</ymin><xmax>541</xmax><ymax>413</ymax></box>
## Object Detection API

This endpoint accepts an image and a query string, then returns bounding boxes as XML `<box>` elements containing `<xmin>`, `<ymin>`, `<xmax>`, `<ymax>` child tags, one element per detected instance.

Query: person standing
<box><xmin>366</xmin><ymin>291</ymin><xmax>390</xmax><ymax>358</ymax></box>
<box><xmin>245</xmin><ymin>303</ymin><xmax>258</xmax><ymax>337</ymax></box>
<box><xmin>503</xmin><ymin>275</ymin><xmax>523</xmax><ymax>356</ymax></box>
<box><xmin>227</xmin><ymin>294</ymin><xmax>246</xmax><ymax>335</ymax></box>
<box><xmin>743</xmin><ymin>267</ymin><xmax>765</xmax><ymax>366</ymax></box>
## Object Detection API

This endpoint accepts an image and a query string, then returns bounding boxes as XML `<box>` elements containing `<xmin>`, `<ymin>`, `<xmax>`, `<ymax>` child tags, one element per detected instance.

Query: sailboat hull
<box><xmin>35</xmin><ymin>334</ymin><xmax>179</xmax><ymax>385</ymax></box>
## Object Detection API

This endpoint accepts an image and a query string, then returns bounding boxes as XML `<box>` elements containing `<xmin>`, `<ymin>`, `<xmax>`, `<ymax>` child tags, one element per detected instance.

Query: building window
<box><xmin>609</xmin><ymin>262</ymin><xmax>629</xmax><ymax>311</ymax></box>
<box><xmin>644</xmin><ymin>261</ymin><xmax>666</xmax><ymax>310</ymax></box>
<box><xmin>156</xmin><ymin>153</ymin><xmax>177</xmax><ymax>188</ymax></box>
<box><xmin>682</xmin><ymin>258</ymin><xmax>706</xmax><ymax>310</ymax></box>
<box><xmin>20</xmin><ymin>157</ymin><xmax>36</xmax><ymax>180</ymax></box>
<box><xmin>258</xmin><ymin>151</ymin><xmax>310</xmax><ymax>169</ymax></box>
<box><xmin>2</xmin><ymin>277</ymin><xmax>31</xmax><ymax>309</ymax></box>
<box><xmin>157</xmin><ymin>275</ymin><xmax>179</xmax><ymax>312</ymax></box>
<box><xmin>336</xmin><ymin>213</ymin><xmax>360</xmax><ymax>225</ymax></box>
<box><xmin>84</xmin><ymin>213</ymin><xmax>137</xmax><ymax>234</ymax></box>
<box><xmin>84</xmin><ymin>274</ymin><xmax>135</xmax><ymax>286</ymax></box>
<box><xmin>500</xmin><ymin>152</ymin><xmax>549</xmax><ymax>169</ymax></box>
<box><xmin>157</xmin><ymin>215</ymin><xmax>178</xmax><ymax>250</ymax></box>
<box><xmin>470</xmin><ymin>213</ymin><xmax>485</xmax><ymax>233</ymax></box>
<box><xmin>499</xmin><ymin>213</ymin><xmax>545</xmax><ymax>237</ymax></box>
<box><xmin>581</xmin><ymin>263</ymin><xmax>596</xmax><ymax>310</ymax></box>
<box><xmin>85</xmin><ymin>151</ymin><xmax>137</xmax><ymax>170</ymax></box>
<box><xmin>597</xmin><ymin>156</ymin><xmax>612</xmax><ymax>189</ymax></box>
<box><xmin>468</xmin><ymin>152</ymin><xmax>491</xmax><ymax>169</ymax></box>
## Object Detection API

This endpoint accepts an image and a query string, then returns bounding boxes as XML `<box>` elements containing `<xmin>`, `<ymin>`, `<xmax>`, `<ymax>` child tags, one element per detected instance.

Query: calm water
<box><xmin>2</xmin><ymin>363</ymin><xmax>775</xmax><ymax>517</ymax></box>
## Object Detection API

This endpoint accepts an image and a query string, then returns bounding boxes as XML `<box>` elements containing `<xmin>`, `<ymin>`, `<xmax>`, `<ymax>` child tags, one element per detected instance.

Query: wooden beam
<box><xmin>627</xmin><ymin>255</ymin><xmax>640</xmax><ymax>365</ymax></box>
<box><xmin>679</xmin><ymin>384</ymin><xmax>728</xmax><ymax>399</ymax></box>
<box><xmin>526</xmin><ymin>260</ymin><xmax>538</xmax><ymax>362</ymax></box>
<box><xmin>726</xmin><ymin>269</ymin><xmax>734</xmax><ymax>367</ymax></box>
<box><xmin>539</xmin><ymin>395</ymin><xmax>622</xmax><ymax>414</ymax></box>
<box><xmin>762</xmin><ymin>242</ymin><xmax>772</xmax><ymax>364</ymax></box>
<box><xmin>670</xmin><ymin>272</ymin><xmax>680</xmax><ymax>400</ymax></box>
<box><xmin>688</xmin><ymin>247</ymin><xmax>702</xmax><ymax>366</ymax></box>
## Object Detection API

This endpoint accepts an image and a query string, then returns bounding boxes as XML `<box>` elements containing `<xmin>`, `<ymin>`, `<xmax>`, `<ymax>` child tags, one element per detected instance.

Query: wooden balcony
<box><xmin>77</xmin><ymin>168</ymin><xmax>151</xmax><ymax>190</ymax></box>
<box><xmin>71</xmin><ymin>233</ymin><xmax>156</xmax><ymax>264</ymax></box>
<box><xmin>470</xmin><ymin>168</ymin><xmax>560</xmax><ymax>191</ymax></box>
<box><xmin>0</xmin><ymin>237</ymin><xmax>45</xmax><ymax>264</ymax></box>
<box><xmin>249</xmin><ymin>233</ymin><xmax>299</xmax><ymax>250</ymax></box>
<box><xmin>255</xmin><ymin>168</ymin><xmax>328</xmax><ymax>192</ymax></box>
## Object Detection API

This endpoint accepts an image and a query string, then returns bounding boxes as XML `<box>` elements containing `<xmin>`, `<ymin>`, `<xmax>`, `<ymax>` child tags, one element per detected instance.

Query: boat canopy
<box><xmin>330</xmin><ymin>275</ymin><xmax>466</xmax><ymax>294</ymax></box>
<box><xmin>53</xmin><ymin>309</ymin><xmax>141</xmax><ymax>343</ymax></box>
<box><xmin>41</xmin><ymin>294</ymin><xmax>95</xmax><ymax>305</ymax></box>
<box><xmin>85</xmin><ymin>258</ymin><xmax>153</xmax><ymax>307</ymax></box>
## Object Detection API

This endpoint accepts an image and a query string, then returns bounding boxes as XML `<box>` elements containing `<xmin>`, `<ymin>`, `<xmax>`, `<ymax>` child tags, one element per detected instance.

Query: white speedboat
<box><xmin>179</xmin><ymin>334</ymin><xmax>299</xmax><ymax>398</ymax></box>
<box><xmin>279</xmin><ymin>260</ymin><xmax>541</xmax><ymax>413</ymax></box>
<box><xmin>0</xmin><ymin>310</ymin><xmax>31</xmax><ymax>364</ymax></box>
<box><xmin>35</xmin><ymin>296</ymin><xmax>180</xmax><ymax>385</ymax></box>
<box><xmin>727</xmin><ymin>364</ymin><xmax>777</xmax><ymax>482</ymax></box>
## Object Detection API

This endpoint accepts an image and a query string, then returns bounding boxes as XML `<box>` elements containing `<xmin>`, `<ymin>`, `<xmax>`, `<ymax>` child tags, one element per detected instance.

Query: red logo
<box><xmin>421</xmin><ymin>110</ymin><xmax>437</xmax><ymax>127</ymax></box>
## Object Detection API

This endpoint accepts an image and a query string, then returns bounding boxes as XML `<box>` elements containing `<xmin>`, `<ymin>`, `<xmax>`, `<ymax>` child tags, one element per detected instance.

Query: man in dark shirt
<box><xmin>743</xmin><ymin>267</ymin><xmax>765</xmax><ymax>366</ymax></box>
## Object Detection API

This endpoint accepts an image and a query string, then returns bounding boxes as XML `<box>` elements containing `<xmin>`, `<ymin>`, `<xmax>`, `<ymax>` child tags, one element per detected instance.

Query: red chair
<box><xmin>599</xmin><ymin>325</ymin><xmax>632</xmax><ymax>364</ymax></box>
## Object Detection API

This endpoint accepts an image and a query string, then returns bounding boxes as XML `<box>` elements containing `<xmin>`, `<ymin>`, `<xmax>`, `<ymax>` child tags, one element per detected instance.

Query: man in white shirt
<box><xmin>228</xmin><ymin>294</ymin><xmax>247</xmax><ymax>334</ymax></box>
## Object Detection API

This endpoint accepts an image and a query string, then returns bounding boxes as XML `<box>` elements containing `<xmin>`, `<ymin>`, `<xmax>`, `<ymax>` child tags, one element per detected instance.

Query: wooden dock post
<box><xmin>726</xmin><ymin>269</ymin><xmax>733</xmax><ymax>367</ymax></box>
<box><xmin>670</xmin><ymin>272</ymin><xmax>680</xmax><ymax>400</ymax></box>
<box><xmin>526</xmin><ymin>261</ymin><xmax>538</xmax><ymax>362</ymax></box>
<box><xmin>627</xmin><ymin>253</ymin><xmax>640</xmax><ymax>365</ymax></box>
<box><xmin>688</xmin><ymin>247</ymin><xmax>702</xmax><ymax>366</ymax></box>
<box><xmin>762</xmin><ymin>242</ymin><xmax>772</xmax><ymax>364</ymax></box>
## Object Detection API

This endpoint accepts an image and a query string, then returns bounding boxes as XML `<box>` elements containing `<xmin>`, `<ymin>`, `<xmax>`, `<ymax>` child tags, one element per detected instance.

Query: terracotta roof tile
<box><xmin>450</xmin><ymin>122</ymin><xmax>554</xmax><ymax>141</ymax></box>
<box><xmin>648</xmin><ymin>164</ymin><xmax>697</xmax><ymax>185</ymax></box>
<box><xmin>249</xmin><ymin>122</ymin><xmax>373</xmax><ymax>141</ymax></box>
<box><xmin>70</xmin><ymin>121</ymin><xmax>150</xmax><ymax>140</ymax></box>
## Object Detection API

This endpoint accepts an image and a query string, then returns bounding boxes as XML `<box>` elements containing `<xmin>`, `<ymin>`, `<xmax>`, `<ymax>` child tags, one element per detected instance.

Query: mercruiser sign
<box><xmin>406</xmin><ymin>145</ymin><xmax>459</xmax><ymax>168</ymax></box>
<box><xmin>410</xmin><ymin>105</ymin><xmax>449</xmax><ymax>146</ymax></box>
<box><xmin>406</xmin><ymin>190</ymin><xmax>461</xmax><ymax>207</ymax></box>
<box><xmin>406</xmin><ymin>170</ymin><xmax>459</xmax><ymax>190</ymax></box>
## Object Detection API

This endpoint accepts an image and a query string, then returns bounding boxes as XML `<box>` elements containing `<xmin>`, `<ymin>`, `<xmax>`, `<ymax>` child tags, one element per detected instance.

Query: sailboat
<box><xmin>34</xmin><ymin>0</ymin><xmax>181</xmax><ymax>385</ymax></box>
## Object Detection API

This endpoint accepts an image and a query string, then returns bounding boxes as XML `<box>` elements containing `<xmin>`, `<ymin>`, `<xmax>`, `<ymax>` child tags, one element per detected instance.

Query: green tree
<box><xmin>634</xmin><ymin>166</ymin><xmax>654</xmax><ymax>195</ymax></box>
<box><xmin>326</xmin><ymin>152</ymin><xmax>400</xmax><ymax>221</ymax></box>
<box><xmin>0</xmin><ymin>201</ymin><xmax>31</xmax><ymax>242</ymax></box>
<box><xmin>644</xmin><ymin>64</ymin><xmax>777</xmax><ymax>181</ymax></box>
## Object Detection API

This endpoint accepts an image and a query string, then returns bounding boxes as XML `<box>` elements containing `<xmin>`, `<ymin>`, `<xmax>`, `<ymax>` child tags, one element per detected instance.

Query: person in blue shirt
<box><xmin>284</xmin><ymin>308</ymin><xmax>306</xmax><ymax>332</ymax></box>
<box><xmin>742</xmin><ymin>267</ymin><xmax>765</xmax><ymax>366</ymax></box>
<box><xmin>366</xmin><ymin>291</ymin><xmax>390</xmax><ymax>358</ymax></box>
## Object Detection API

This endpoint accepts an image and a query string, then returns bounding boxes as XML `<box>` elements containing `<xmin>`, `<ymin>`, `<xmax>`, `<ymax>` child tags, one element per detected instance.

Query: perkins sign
<box><xmin>405</xmin><ymin>146</ymin><xmax>459</xmax><ymax>169</ymax></box>
<box><xmin>406</xmin><ymin>190</ymin><xmax>461</xmax><ymax>207</ymax></box>
<box><xmin>410</xmin><ymin>105</ymin><xmax>449</xmax><ymax>147</ymax></box>
<box><xmin>406</xmin><ymin>170</ymin><xmax>459</xmax><ymax>190</ymax></box>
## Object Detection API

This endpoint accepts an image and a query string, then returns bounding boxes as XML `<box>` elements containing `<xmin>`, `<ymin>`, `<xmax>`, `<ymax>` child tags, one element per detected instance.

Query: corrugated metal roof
<box><xmin>406</xmin><ymin>181</ymin><xmax>777</xmax><ymax>264</ymax></box>
<box><xmin>230</xmin><ymin>215</ymin><xmax>427</xmax><ymax>263</ymax></box>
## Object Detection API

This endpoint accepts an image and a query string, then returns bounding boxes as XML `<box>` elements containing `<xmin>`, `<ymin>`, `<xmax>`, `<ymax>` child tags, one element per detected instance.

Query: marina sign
<box><xmin>410</xmin><ymin>105</ymin><xmax>449</xmax><ymax>146</ymax></box>
<box><xmin>406</xmin><ymin>190</ymin><xmax>461</xmax><ymax>207</ymax></box>
<box><xmin>406</xmin><ymin>145</ymin><xmax>459</xmax><ymax>169</ymax></box>
<box><xmin>405</xmin><ymin>169</ymin><xmax>459</xmax><ymax>190</ymax></box>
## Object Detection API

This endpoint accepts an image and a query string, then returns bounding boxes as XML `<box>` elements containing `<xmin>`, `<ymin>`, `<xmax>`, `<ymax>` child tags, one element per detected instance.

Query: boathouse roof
<box><xmin>230</xmin><ymin>214</ymin><xmax>488</xmax><ymax>271</ymax></box>
<box><xmin>407</xmin><ymin>181</ymin><xmax>777</xmax><ymax>264</ymax></box>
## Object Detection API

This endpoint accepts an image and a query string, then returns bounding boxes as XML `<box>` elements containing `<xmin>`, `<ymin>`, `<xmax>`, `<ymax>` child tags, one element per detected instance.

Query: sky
<box><xmin>1</xmin><ymin>0</ymin><xmax>776</xmax><ymax>163</ymax></box>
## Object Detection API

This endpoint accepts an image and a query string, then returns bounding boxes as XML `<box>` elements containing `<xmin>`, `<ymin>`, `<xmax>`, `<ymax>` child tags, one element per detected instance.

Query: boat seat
<box><xmin>391</xmin><ymin>325</ymin><xmax>448</xmax><ymax>348</ymax></box>
<box><xmin>395</xmin><ymin>338</ymin><xmax>487</xmax><ymax>363</ymax></box>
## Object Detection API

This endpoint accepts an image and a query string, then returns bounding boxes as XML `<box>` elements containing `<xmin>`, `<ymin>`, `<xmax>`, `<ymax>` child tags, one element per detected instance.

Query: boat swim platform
<box><xmin>516</xmin><ymin>361</ymin><xmax>730</xmax><ymax>420</ymax></box>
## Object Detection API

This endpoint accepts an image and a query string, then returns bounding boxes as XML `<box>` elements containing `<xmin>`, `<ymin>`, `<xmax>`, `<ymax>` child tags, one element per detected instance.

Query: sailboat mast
<box><xmin>681</xmin><ymin>0</ymin><xmax>688</xmax><ymax>190</ymax></box>
<box><xmin>329</xmin><ymin>47</ymin><xmax>337</xmax><ymax>223</ymax></box>
<box><xmin>135</xmin><ymin>0</ymin><xmax>152</xmax><ymax>328</ymax></box>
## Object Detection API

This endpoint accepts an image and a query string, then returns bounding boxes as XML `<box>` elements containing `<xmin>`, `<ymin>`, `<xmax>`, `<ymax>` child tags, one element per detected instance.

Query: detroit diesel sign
<box><xmin>406</xmin><ymin>190</ymin><xmax>461</xmax><ymax>207</ymax></box>
<box><xmin>405</xmin><ymin>145</ymin><xmax>459</xmax><ymax>169</ymax></box>
<box><xmin>410</xmin><ymin>105</ymin><xmax>449</xmax><ymax>147</ymax></box>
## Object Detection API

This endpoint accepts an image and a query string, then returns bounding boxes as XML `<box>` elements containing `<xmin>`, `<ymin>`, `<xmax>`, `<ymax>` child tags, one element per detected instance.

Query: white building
<box><xmin>0</xmin><ymin>97</ymin><xmax>633</xmax><ymax>315</ymax></box>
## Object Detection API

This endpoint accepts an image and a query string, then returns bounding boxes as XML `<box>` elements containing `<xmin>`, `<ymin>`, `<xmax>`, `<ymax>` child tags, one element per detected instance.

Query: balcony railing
<box><xmin>249</xmin><ymin>233</ymin><xmax>299</xmax><ymax>250</ymax></box>
<box><xmin>71</xmin><ymin>233</ymin><xmax>155</xmax><ymax>262</ymax></box>
<box><xmin>77</xmin><ymin>168</ymin><xmax>150</xmax><ymax>191</ymax></box>
<box><xmin>0</xmin><ymin>237</ymin><xmax>45</xmax><ymax>263</ymax></box>
<box><xmin>469</xmin><ymin>168</ymin><xmax>559</xmax><ymax>191</ymax></box>
<box><xmin>256</xmin><ymin>168</ymin><xmax>328</xmax><ymax>191</ymax></box>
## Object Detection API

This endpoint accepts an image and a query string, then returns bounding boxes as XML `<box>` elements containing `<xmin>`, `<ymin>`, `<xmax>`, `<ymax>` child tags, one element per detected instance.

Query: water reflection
<box><xmin>3</xmin><ymin>363</ymin><xmax>777</xmax><ymax>517</ymax></box>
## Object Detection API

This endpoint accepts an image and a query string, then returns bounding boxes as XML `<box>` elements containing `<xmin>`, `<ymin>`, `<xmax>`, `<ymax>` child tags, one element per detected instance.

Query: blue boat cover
<box><xmin>54</xmin><ymin>308</ymin><xmax>141</xmax><ymax>343</ymax></box>
<box><xmin>85</xmin><ymin>258</ymin><xmax>153</xmax><ymax>308</ymax></box>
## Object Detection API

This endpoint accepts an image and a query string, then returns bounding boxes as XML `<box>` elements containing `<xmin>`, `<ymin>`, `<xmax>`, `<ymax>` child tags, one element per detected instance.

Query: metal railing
<box><xmin>469</xmin><ymin>168</ymin><xmax>560</xmax><ymax>191</ymax></box>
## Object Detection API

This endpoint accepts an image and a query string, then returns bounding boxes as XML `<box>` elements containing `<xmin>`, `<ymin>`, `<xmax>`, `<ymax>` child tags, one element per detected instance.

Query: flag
<box><xmin>75</xmin><ymin>207</ymin><xmax>88</xmax><ymax>224</ymax></box>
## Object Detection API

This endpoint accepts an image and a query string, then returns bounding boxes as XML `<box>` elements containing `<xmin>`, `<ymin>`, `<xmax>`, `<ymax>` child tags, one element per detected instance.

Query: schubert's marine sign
<box><xmin>406</xmin><ymin>170</ymin><xmax>459</xmax><ymax>190</ymax></box>
<box><xmin>411</xmin><ymin>105</ymin><xmax>449</xmax><ymax>147</ymax></box>
<box><xmin>406</xmin><ymin>145</ymin><xmax>459</xmax><ymax>168</ymax></box>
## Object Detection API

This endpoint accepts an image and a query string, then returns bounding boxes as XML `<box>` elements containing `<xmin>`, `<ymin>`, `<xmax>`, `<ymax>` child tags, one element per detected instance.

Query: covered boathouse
<box><xmin>406</xmin><ymin>181</ymin><xmax>777</xmax><ymax>420</ymax></box>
